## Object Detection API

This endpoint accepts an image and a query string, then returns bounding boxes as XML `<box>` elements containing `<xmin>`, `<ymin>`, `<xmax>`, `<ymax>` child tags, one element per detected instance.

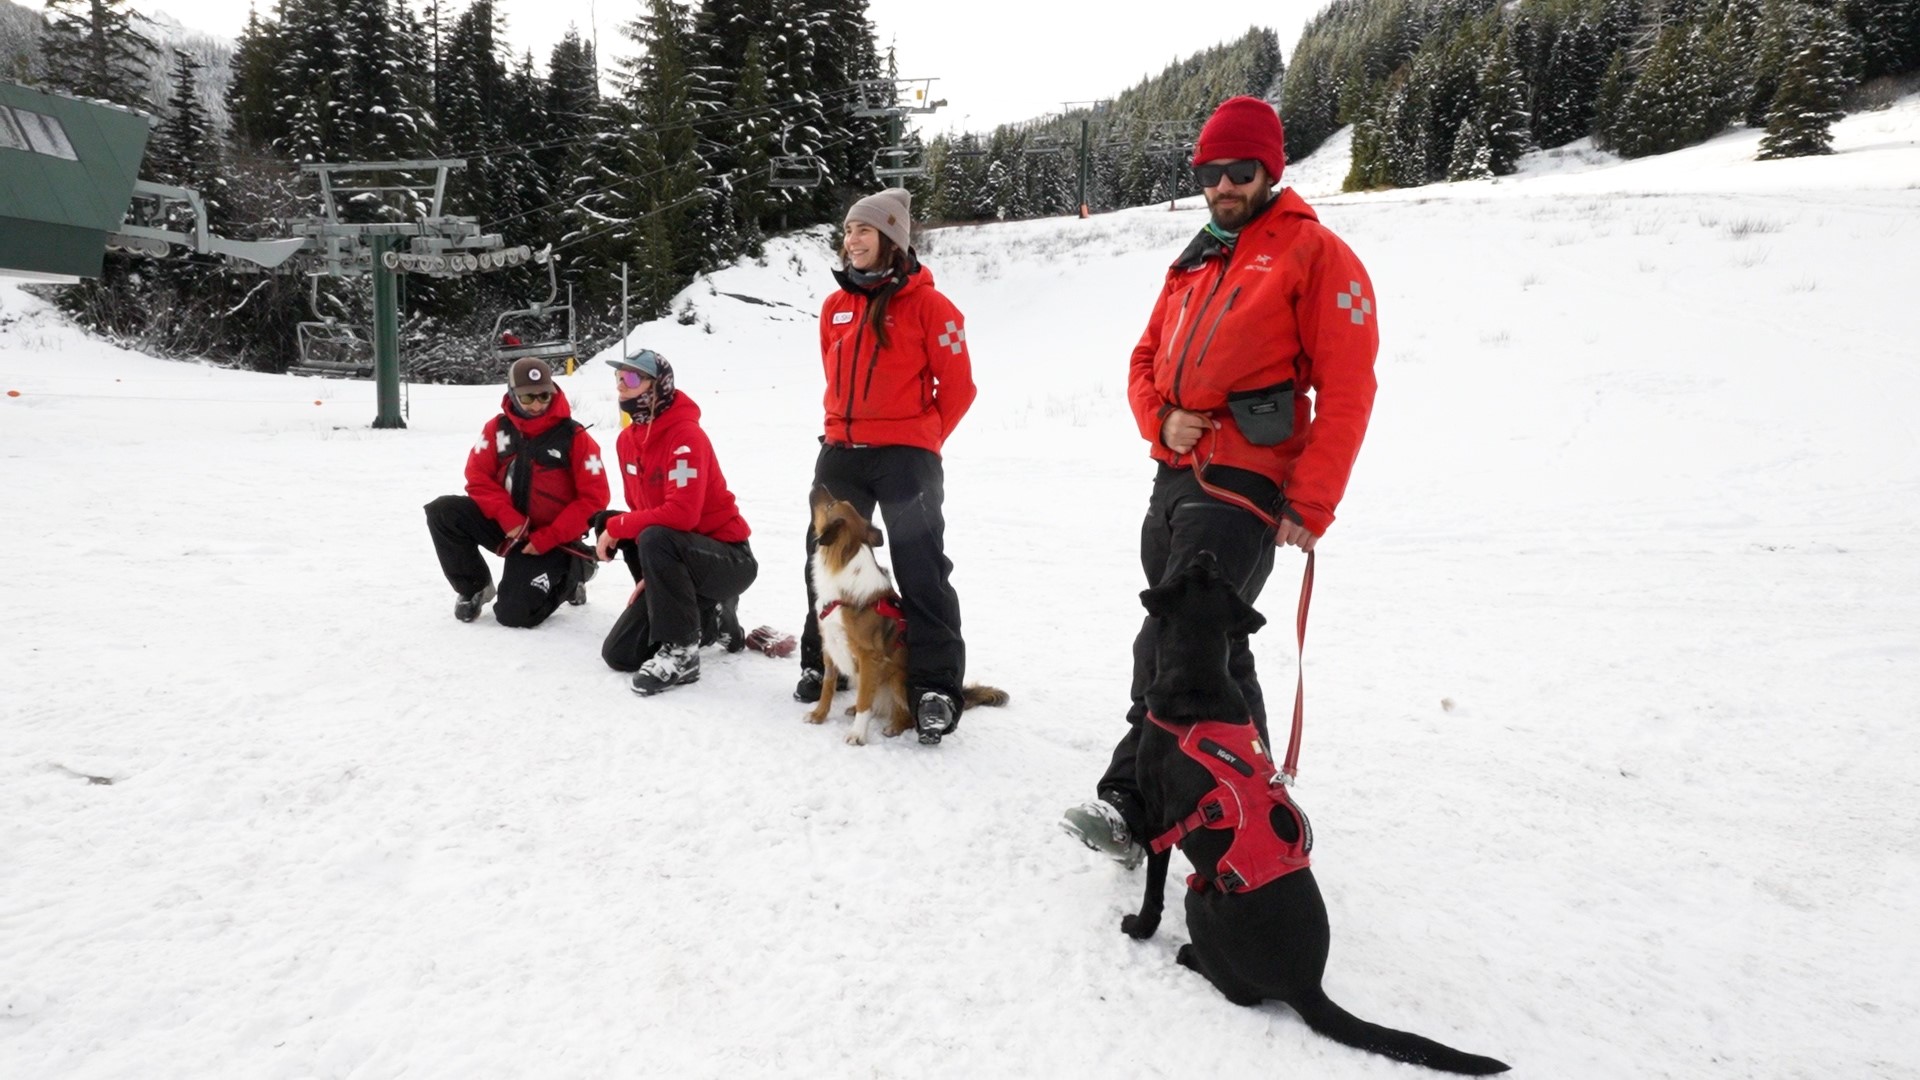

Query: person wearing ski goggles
<box><xmin>593</xmin><ymin>348</ymin><xmax>760</xmax><ymax>696</ymax></box>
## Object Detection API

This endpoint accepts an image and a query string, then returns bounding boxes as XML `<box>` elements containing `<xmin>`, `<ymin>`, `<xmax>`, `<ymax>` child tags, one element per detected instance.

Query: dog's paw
<box><xmin>843</xmin><ymin>730</ymin><xmax>868</xmax><ymax>746</ymax></box>
<box><xmin>1121</xmin><ymin>913</ymin><xmax>1160</xmax><ymax>940</ymax></box>
<box><xmin>804</xmin><ymin>709</ymin><xmax>829</xmax><ymax>725</ymax></box>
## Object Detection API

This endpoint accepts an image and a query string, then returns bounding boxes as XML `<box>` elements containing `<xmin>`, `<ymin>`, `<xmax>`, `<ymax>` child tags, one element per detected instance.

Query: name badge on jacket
<box><xmin>832</xmin><ymin>311</ymin><xmax>854</xmax><ymax>325</ymax></box>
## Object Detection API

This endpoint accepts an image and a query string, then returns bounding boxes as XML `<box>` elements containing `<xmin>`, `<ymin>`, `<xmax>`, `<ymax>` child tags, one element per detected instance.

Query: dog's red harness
<box><xmin>818</xmin><ymin>595</ymin><xmax>909</xmax><ymax>640</ymax></box>
<box><xmin>1146</xmin><ymin>713</ymin><xmax>1313</xmax><ymax>894</ymax></box>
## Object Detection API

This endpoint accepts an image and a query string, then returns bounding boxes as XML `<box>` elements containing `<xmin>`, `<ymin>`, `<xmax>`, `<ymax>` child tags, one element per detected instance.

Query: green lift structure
<box><xmin>2</xmin><ymin>81</ymin><xmax>532</xmax><ymax>430</ymax></box>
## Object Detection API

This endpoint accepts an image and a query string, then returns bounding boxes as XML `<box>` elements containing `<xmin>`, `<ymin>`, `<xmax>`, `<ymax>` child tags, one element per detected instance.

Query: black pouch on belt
<box><xmin>1225</xmin><ymin>380</ymin><xmax>1295</xmax><ymax>446</ymax></box>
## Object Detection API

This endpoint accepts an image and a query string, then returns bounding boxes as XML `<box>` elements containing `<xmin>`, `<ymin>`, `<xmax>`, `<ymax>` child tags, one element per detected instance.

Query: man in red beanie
<box><xmin>1062</xmin><ymin>95</ymin><xmax>1380</xmax><ymax>867</ymax></box>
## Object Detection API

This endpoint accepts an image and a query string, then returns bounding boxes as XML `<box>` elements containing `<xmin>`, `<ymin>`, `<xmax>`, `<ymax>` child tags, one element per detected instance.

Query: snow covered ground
<box><xmin>4</xmin><ymin>99</ymin><xmax>1919</xmax><ymax>1079</ymax></box>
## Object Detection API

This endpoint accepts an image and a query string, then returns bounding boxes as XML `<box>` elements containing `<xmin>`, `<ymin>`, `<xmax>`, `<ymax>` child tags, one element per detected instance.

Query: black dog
<box><xmin>1123</xmin><ymin>552</ymin><xmax>1509</xmax><ymax>1075</ymax></box>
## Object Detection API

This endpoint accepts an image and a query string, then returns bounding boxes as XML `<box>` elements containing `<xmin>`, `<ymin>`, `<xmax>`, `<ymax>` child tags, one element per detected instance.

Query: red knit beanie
<box><xmin>1192</xmin><ymin>96</ymin><xmax>1287</xmax><ymax>182</ymax></box>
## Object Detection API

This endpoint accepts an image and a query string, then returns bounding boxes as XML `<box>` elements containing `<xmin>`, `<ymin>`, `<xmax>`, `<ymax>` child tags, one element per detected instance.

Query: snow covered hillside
<box><xmin>4</xmin><ymin>99</ymin><xmax>1918</xmax><ymax>1079</ymax></box>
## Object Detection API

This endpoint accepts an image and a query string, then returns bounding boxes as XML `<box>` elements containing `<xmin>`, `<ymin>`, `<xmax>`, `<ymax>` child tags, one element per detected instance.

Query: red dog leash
<box><xmin>1187</xmin><ymin>431</ymin><xmax>1315</xmax><ymax>785</ymax></box>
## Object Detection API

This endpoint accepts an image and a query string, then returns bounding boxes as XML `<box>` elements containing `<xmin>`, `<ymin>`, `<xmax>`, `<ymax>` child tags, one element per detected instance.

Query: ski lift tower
<box><xmin>297</xmin><ymin>159</ymin><xmax>520</xmax><ymax>428</ymax></box>
<box><xmin>1061</xmin><ymin>100</ymin><xmax>1112</xmax><ymax>215</ymax></box>
<box><xmin>854</xmin><ymin>77</ymin><xmax>944</xmax><ymax>181</ymax></box>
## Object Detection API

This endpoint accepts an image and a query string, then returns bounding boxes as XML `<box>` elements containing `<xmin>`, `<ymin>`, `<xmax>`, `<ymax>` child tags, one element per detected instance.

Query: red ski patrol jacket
<box><xmin>603</xmin><ymin>391</ymin><xmax>751</xmax><ymax>544</ymax></box>
<box><xmin>465</xmin><ymin>388</ymin><xmax>611</xmax><ymax>552</ymax></box>
<box><xmin>818</xmin><ymin>261</ymin><xmax>977</xmax><ymax>453</ymax></box>
<box><xmin>1128</xmin><ymin>188</ymin><xmax>1379</xmax><ymax>537</ymax></box>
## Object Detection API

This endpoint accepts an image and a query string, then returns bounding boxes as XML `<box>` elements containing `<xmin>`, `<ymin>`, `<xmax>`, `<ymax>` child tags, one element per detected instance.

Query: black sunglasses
<box><xmin>515</xmin><ymin>390</ymin><xmax>554</xmax><ymax>404</ymax></box>
<box><xmin>1194</xmin><ymin>159</ymin><xmax>1262</xmax><ymax>188</ymax></box>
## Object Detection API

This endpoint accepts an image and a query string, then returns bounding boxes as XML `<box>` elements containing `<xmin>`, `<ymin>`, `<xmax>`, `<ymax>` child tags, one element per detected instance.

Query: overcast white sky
<box><xmin>143</xmin><ymin>1</ymin><xmax>1316</xmax><ymax>132</ymax></box>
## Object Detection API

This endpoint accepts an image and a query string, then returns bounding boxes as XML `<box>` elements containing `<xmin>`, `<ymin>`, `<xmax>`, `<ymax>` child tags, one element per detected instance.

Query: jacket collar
<box><xmin>832</xmin><ymin>251</ymin><xmax>928</xmax><ymax>297</ymax></box>
<box><xmin>499</xmin><ymin>387</ymin><xmax>574</xmax><ymax>437</ymax></box>
<box><xmin>1169</xmin><ymin>187</ymin><xmax>1316</xmax><ymax>271</ymax></box>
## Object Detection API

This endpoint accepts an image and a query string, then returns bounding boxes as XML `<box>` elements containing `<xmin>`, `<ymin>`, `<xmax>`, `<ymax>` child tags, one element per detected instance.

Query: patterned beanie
<box><xmin>630</xmin><ymin>355</ymin><xmax>677</xmax><ymax>424</ymax></box>
<box><xmin>1192</xmin><ymin>96</ymin><xmax>1287</xmax><ymax>183</ymax></box>
<box><xmin>845</xmin><ymin>188</ymin><xmax>913</xmax><ymax>253</ymax></box>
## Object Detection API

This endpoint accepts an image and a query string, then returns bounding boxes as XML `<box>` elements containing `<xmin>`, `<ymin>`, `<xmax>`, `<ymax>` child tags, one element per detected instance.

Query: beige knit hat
<box><xmin>845</xmin><ymin>187</ymin><xmax>913</xmax><ymax>253</ymax></box>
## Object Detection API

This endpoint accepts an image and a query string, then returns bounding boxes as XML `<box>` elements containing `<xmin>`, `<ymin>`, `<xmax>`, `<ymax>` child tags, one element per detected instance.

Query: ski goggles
<box><xmin>616</xmin><ymin>369</ymin><xmax>649</xmax><ymax>389</ymax></box>
<box><xmin>1193</xmin><ymin>159</ymin><xmax>1261</xmax><ymax>189</ymax></box>
<box><xmin>515</xmin><ymin>390</ymin><xmax>554</xmax><ymax>405</ymax></box>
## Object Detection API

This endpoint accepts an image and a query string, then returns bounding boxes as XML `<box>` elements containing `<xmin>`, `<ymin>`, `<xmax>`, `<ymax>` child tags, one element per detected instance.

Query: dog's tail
<box><xmin>961</xmin><ymin>684</ymin><xmax>1009</xmax><ymax>709</ymax></box>
<box><xmin>1289</xmin><ymin>986</ymin><xmax>1509</xmax><ymax>1075</ymax></box>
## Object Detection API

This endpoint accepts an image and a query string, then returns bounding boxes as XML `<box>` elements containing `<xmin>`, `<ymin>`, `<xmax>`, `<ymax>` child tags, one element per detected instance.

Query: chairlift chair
<box><xmin>873</xmin><ymin>146</ymin><xmax>928</xmax><ymax>180</ymax></box>
<box><xmin>769</xmin><ymin>155</ymin><xmax>826</xmax><ymax>190</ymax></box>
<box><xmin>291</xmin><ymin>275</ymin><xmax>373</xmax><ymax>378</ymax></box>
<box><xmin>490</xmin><ymin>249</ymin><xmax>578</xmax><ymax>371</ymax></box>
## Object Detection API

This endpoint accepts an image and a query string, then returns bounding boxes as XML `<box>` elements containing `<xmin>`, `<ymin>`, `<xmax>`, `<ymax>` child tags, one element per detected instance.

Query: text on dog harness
<box><xmin>1146</xmin><ymin>713</ymin><xmax>1312</xmax><ymax>894</ymax></box>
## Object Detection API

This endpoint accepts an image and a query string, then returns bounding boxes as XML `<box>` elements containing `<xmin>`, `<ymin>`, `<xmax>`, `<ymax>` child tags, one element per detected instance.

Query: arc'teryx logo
<box><xmin>530</xmin><ymin>572</ymin><xmax>552</xmax><ymax>594</ymax></box>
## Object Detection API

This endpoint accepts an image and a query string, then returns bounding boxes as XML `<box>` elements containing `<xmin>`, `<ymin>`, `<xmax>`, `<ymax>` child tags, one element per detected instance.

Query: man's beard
<box><xmin>1207</xmin><ymin>183</ymin><xmax>1271</xmax><ymax>231</ymax></box>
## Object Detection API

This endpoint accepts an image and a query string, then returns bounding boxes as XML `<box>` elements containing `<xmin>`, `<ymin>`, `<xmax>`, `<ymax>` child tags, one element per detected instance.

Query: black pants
<box><xmin>1095</xmin><ymin>464</ymin><xmax>1279</xmax><ymax>837</ymax></box>
<box><xmin>424</xmin><ymin>494</ymin><xmax>592</xmax><ymax>628</ymax></box>
<box><xmin>799</xmin><ymin>443</ymin><xmax>964</xmax><ymax>702</ymax></box>
<box><xmin>601</xmin><ymin>527</ymin><xmax>759</xmax><ymax>672</ymax></box>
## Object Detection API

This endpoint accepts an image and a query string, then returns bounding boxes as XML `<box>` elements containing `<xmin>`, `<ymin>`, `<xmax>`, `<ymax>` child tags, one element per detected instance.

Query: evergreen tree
<box><xmin>337</xmin><ymin>0</ymin><xmax>431</xmax><ymax>161</ymax></box>
<box><xmin>1475</xmin><ymin>31</ymin><xmax>1532</xmax><ymax>175</ymax></box>
<box><xmin>1759</xmin><ymin>4</ymin><xmax>1857</xmax><ymax>159</ymax></box>
<box><xmin>225</xmin><ymin>4</ymin><xmax>283</xmax><ymax>151</ymax></box>
<box><xmin>1592</xmin><ymin>49</ymin><xmax>1632</xmax><ymax>153</ymax></box>
<box><xmin>1536</xmin><ymin>19</ymin><xmax>1606</xmax><ymax>147</ymax></box>
<box><xmin>1840</xmin><ymin>0</ymin><xmax>1918</xmax><ymax>81</ymax></box>
<box><xmin>149</xmin><ymin>48</ymin><xmax>221</xmax><ymax>213</ymax></box>
<box><xmin>273</xmin><ymin>0</ymin><xmax>346</xmax><ymax>161</ymax></box>
<box><xmin>40</xmin><ymin>0</ymin><xmax>156</xmax><ymax>111</ymax></box>
<box><xmin>725</xmin><ymin>35</ymin><xmax>776</xmax><ymax>241</ymax></box>
<box><xmin>1446</xmin><ymin>115</ymin><xmax>1491</xmax><ymax>180</ymax></box>
<box><xmin>572</xmin><ymin>0</ymin><xmax>709</xmax><ymax>317</ymax></box>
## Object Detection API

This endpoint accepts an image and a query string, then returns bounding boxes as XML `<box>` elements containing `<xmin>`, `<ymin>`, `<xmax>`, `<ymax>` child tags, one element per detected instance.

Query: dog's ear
<box><xmin>1139</xmin><ymin>582</ymin><xmax>1171</xmax><ymax>617</ymax></box>
<box><xmin>1230</xmin><ymin>593</ymin><xmax>1267</xmax><ymax>636</ymax></box>
<box><xmin>867</xmin><ymin>525</ymin><xmax>885</xmax><ymax>548</ymax></box>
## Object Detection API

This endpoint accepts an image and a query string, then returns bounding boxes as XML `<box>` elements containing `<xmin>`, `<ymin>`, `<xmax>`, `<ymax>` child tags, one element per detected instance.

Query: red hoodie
<box><xmin>603</xmin><ymin>391</ymin><xmax>751</xmax><ymax>544</ymax></box>
<box><xmin>464</xmin><ymin>388</ymin><xmax>610</xmax><ymax>552</ymax></box>
<box><xmin>818</xmin><ymin>262</ymin><xmax>976</xmax><ymax>453</ymax></box>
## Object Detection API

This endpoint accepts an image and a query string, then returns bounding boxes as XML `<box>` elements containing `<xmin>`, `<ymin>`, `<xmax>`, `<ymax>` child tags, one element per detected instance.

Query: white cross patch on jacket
<box><xmin>938</xmin><ymin>321</ymin><xmax>966</xmax><ymax>355</ymax></box>
<box><xmin>1336</xmin><ymin>281</ymin><xmax>1374</xmax><ymax>325</ymax></box>
<box><xmin>496</xmin><ymin>430</ymin><xmax>511</xmax><ymax>454</ymax></box>
<box><xmin>669</xmin><ymin>459</ymin><xmax>698</xmax><ymax>487</ymax></box>
<box><xmin>584</xmin><ymin>455</ymin><xmax>603</xmax><ymax>475</ymax></box>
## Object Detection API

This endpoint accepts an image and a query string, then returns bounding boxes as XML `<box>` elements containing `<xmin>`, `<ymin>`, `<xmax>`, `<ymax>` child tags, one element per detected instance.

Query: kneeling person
<box><xmin>425</xmin><ymin>358</ymin><xmax>608</xmax><ymax>627</ymax></box>
<box><xmin>596</xmin><ymin>349</ymin><xmax>758</xmax><ymax>695</ymax></box>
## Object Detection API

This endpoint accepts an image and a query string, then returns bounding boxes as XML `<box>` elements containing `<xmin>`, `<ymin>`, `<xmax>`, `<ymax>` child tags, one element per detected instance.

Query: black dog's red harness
<box><xmin>1146</xmin><ymin>713</ymin><xmax>1313</xmax><ymax>894</ymax></box>
<box><xmin>818</xmin><ymin>595</ymin><xmax>909</xmax><ymax>640</ymax></box>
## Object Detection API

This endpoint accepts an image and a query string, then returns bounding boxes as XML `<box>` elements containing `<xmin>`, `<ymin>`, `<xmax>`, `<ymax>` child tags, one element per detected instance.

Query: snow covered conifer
<box><xmin>1759</xmin><ymin>4</ymin><xmax>1859</xmax><ymax>159</ymax></box>
<box><xmin>41</xmin><ymin>0</ymin><xmax>156</xmax><ymax>111</ymax></box>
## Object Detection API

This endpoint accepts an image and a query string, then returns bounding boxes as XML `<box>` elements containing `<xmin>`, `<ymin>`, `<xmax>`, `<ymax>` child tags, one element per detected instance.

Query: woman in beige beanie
<box><xmin>794</xmin><ymin>186</ymin><xmax>980</xmax><ymax>746</ymax></box>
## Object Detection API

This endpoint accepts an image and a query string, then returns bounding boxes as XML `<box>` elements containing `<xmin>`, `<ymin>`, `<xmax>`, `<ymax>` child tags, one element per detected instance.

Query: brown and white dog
<box><xmin>807</xmin><ymin>486</ymin><xmax>1007</xmax><ymax>745</ymax></box>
